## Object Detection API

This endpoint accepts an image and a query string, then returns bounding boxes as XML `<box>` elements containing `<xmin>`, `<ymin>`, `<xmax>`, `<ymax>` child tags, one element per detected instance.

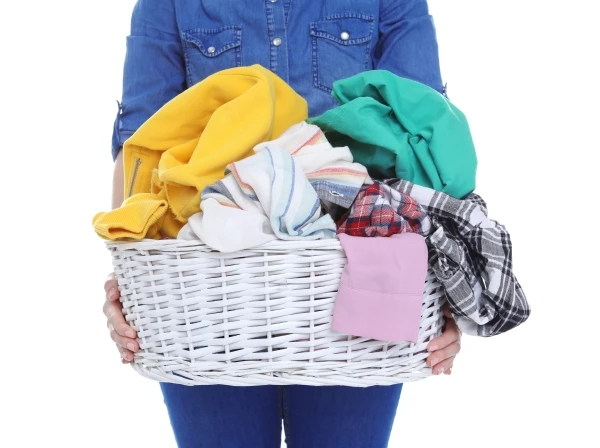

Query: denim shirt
<box><xmin>112</xmin><ymin>0</ymin><xmax>444</xmax><ymax>160</ymax></box>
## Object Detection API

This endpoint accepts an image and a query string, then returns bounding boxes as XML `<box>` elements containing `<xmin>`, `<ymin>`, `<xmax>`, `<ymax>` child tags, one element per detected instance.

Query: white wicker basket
<box><xmin>107</xmin><ymin>238</ymin><xmax>445</xmax><ymax>387</ymax></box>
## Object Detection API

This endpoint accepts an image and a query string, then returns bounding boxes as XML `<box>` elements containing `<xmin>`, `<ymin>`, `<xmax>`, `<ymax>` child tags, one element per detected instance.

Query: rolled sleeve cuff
<box><xmin>111</xmin><ymin>101</ymin><xmax>134</xmax><ymax>161</ymax></box>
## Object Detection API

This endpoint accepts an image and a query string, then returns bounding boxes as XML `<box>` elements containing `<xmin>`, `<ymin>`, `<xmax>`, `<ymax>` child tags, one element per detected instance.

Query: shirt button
<box><xmin>207</xmin><ymin>46</ymin><xmax>216</xmax><ymax>54</ymax></box>
<box><xmin>269</xmin><ymin>0</ymin><xmax>278</xmax><ymax>2</ymax></box>
<box><xmin>272</xmin><ymin>37</ymin><xmax>282</xmax><ymax>46</ymax></box>
<box><xmin>340</xmin><ymin>32</ymin><xmax>350</xmax><ymax>41</ymax></box>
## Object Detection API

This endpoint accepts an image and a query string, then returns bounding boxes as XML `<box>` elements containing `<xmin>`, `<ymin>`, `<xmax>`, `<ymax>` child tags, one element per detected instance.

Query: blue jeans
<box><xmin>160</xmin><ymin>383</ymin><xmax>403</xmax><ymax>448</ymax></box>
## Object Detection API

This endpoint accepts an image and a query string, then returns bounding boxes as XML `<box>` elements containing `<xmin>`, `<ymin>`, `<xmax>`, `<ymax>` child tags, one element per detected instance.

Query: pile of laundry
<box><xmin>93</xmin><ymin>65</ymin><xmax>530</xmax><ymax>341</ymax></box>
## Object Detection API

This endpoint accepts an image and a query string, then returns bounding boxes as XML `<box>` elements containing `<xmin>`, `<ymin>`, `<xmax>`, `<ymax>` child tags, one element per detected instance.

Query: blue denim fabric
<box><xmin>160</xmin><ymin>383</ymin><xmax>403</xmax><ymax>448</ymax></box>
<box><xmin>112</xmin><ymin>0</ymin><xmax>444</xmax><ymax>160</ymax></box>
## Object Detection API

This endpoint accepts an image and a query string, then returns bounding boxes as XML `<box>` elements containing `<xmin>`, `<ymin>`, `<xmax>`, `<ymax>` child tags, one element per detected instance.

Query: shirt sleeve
<box><xmin>111</xmin><ymin>0</ymin><xmax>186</xmax><ymax>160</ymax></box>
<box><xmin>374</xmin><ymin>0</ymin><xmax>444</xmax><ymax>93</ymax></box>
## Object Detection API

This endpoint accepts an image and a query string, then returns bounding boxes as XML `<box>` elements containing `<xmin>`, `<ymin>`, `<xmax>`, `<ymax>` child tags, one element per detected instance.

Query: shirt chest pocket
<box><xmin>181</xmin><ymin>26</ymin><xmax>242</xmax><ymax>86</ymax></box>
<box><xmin>310</xmin><ymin>15</ymin><xmax>374</xmax><ymax>93</ymax></box>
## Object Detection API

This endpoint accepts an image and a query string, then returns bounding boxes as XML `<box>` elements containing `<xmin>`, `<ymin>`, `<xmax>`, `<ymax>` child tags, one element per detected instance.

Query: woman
<box><xmin>103</xmin><ymin>1</ymin><xmax>462</xmax><ymax>447</ymax></box>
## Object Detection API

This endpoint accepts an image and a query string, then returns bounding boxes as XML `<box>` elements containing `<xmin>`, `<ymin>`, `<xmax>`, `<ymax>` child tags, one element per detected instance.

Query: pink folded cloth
<box><xmin>332</xmin><ymin>233</ymin><xmax>428</xmax><ymax>342</ymax></box>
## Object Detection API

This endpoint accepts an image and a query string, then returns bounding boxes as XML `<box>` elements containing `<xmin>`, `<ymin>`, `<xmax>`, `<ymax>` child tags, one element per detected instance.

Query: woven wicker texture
<box><xmin>108</xmin><ymin>239</ymin><xmax>445</xmax><ymax>386</ymax></box>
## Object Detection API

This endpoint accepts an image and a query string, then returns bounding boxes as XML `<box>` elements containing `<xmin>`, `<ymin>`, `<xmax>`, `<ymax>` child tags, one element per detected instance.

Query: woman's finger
<box><xmin>105</xmin><ymin>285</ymin><xmax>120</xmax><ymax>302</ymax></box>
<box><xmin>427</xmin><ymin>341</ymin><xmax>461</xmax><ymax>368</ymax></box>
<box><xmin>427</xmin><ymin>314</ymin><xmax>461</xmax><ymax>352</ymax></box>
<box><xmin>103</xmin><ymin>300</ymin><xmax>137</xmax><ymax>339</ymax></box>
<box><xmin>431</xmin><ymin>356</ymin><xmax>455</xmax><ymax>375</ymax></box>
<box><xmin>104</xmin><ymin>273</ymin><xmax>120</xmax><ymax>302</ymax></box>
<box><xmin>110</xmin><ymin>328</ymin><xmax>139</xmax><ymax>352</ymax></box>
<box><xmin>118</xmin><ymin>344</ymin><xmax>135</xmax><ymax>363</ymax></box>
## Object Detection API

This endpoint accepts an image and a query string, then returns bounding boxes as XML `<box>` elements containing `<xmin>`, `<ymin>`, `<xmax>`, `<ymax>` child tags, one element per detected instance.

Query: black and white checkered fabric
<box><xmin>387</xmin><ymin>179</ymin><xmax>530</xmax><ymax>336</ymax></box>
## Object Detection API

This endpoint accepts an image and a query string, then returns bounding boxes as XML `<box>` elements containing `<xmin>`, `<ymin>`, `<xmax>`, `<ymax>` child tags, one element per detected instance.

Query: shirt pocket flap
<box><xmin>182</xmin><ymin>26</ymin><xmax>241</xmax><ymax>57</ymax></box>
<box><xmin>310</xmin><ymin>15</ymin><xmax>373</xmax><ymax>45</ymax></box>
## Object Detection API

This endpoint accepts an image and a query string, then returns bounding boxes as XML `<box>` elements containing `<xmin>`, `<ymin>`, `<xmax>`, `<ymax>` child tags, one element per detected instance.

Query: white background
<box><xmin>1</xmin><ymin>0</ymin><xmax>598</xmax><ymax>446</ymax></box>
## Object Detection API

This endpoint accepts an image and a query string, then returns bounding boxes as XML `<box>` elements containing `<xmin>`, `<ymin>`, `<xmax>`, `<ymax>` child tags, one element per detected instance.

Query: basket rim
<box><xmin>106</xmin><ymin>237</ymin><xmax>344</xmax><ymax>252</ymax></box>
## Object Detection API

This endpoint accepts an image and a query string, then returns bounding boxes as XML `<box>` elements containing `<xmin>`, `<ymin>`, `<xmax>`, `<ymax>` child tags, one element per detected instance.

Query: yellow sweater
<box><xmin>94</xmin><ymin>65</ymin><xmax>308</xmax><ymax>240</ymax></box>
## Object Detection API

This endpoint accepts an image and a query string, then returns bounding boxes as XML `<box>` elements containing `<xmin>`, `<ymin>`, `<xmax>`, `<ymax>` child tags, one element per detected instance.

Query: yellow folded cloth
<box><xmin>92</xmin><ymin>193</ymin><xmax>169</xmax><ymax>241</ymax></box>
<box><xmin>123</xmin><ymin>64</ymin><xmax>308</xmax><ymax>224</ymax></box>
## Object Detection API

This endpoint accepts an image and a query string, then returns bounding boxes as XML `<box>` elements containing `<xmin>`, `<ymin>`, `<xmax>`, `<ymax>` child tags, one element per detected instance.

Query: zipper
<box><xmin>127</xmin><ymin>158</ymin><xmax>142</xmax><ymax>198</ymax></box>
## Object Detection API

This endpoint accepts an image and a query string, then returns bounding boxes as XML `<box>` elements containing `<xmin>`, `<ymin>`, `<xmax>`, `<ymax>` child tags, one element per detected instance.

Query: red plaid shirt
<box><xmin>337</xmin><ymin>182</ymin><xmax>431</xmax><ymax>237</ymax></box>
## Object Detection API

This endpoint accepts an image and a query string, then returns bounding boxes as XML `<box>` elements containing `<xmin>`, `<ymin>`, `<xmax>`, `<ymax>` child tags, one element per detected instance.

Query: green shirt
<box><xmin>309</xmin><ymin>70</ymin><xmax>477</xmax><ymax>198</ymax></box>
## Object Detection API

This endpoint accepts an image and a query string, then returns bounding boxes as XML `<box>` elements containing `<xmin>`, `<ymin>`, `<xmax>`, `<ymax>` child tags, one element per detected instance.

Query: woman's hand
<box><xmin>103</xmin><ymin>273</ymin><xmax>139</xmax><ymax>363</ymax></box>
<box><xmin>427</xmin><ymin>304</ymin><xmax>462</xmax><ymax>375</ymax></box>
